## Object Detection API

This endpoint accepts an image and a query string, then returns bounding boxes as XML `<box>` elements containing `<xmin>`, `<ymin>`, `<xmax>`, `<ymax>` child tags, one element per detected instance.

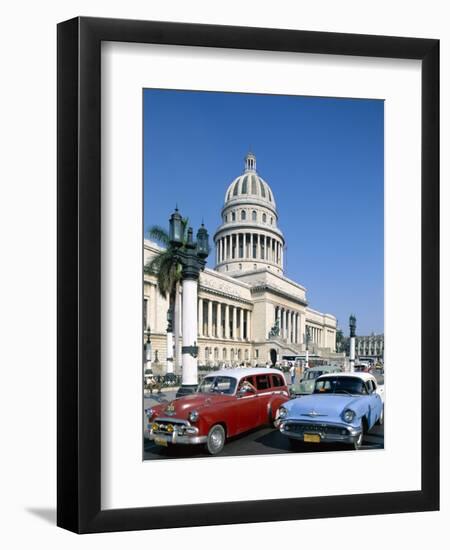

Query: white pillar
<box><xmin>232</xmin><ymin>306</ymin><xmax>237</xmax><ymax>339</ymax></box>
<box><xmin>208</xmin><ymin>300</ymin><xmax>213</xmax><ymax>337</ymax></box>
<box><xmin>166</xmin><ymin>330</ymin><xmax>174</xmax><ymax>373</ymax></box>
<box><xmin>240</xmin><ymin>308</ymin><xmax>244</xmax><ymax>339</ymax></box>
<box><xmin>283</xmin><ymin>309</ymin><xmax>287</xmax><ymax>339</ymax></box>
<box><xmin>350</xmin><ymin>337</ymin><xmax>356</xmax><ymax>372</ymax></box>
<box><xmin>198</xmin><ymin>298</ymin><xmax>203</xmax><ymax>337</ymax></box>
<box><xmin>181</xmin><ymin>278</ymin><xmax>198</xmax><ymax>386</ymax></box>
<box><xmin>151</xmin><ymin>284</ymin><xmax>157</xmax><ymax>330</ymax></box>
<box><xmin>251</xmin><ymin>233</ymin><xmax>254</xmax><ymax>260</ymax></box>
<box><xmin>217</xmin><ymin>302</ymin><xmax>222</xmax><ymax>338</ymax></box>
<box><xmin>225</xmin><ymin>304</ymin><xmax>230</xmax><ymax>338</ymax></box>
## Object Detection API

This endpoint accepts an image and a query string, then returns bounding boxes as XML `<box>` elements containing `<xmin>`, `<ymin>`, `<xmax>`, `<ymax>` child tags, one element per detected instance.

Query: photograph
<box><xmin>142</xmin><ymin>89</ymin><xmax>385</xmax><ymax>459</ymax></box>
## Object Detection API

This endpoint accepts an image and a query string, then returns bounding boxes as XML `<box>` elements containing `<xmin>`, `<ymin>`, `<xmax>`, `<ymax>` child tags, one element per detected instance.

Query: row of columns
<box><xmin>216</xmin><ymin>233</ymin><xmax>283</xmax><ymax>267</ymax></box>
<box><xmin>307</xmin><ymin>325</ymin><xmax>323</xmax><ymax>346</ymax></box>
<box><xmin>204</xmin><ymin>346</ymin><xmax>250</xmax><ymax>362</ymax></box>
<box><xmin>356</xmin><ymin>341</ymin><xmax>384</xmax><ymax>355</ymax></box>
<box><xmin>198</xmin><ymin>298</ymin><xmax>251</xmax><ymax>341</ymax></box>
<box><xmin>275</xmin><ymin>306</ymin><xmax>300</xmax><ymax>344</ymax></box>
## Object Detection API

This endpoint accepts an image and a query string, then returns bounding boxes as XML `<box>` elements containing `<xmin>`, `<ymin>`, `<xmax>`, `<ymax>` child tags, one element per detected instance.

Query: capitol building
<box><xmin>144</xmin><ymin>153</ymin><xmax>342</xmax><ymax>369</ymax></box>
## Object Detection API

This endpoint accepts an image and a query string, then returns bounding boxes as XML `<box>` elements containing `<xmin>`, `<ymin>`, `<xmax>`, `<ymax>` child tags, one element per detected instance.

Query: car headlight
<box><xmin>278</xmin><ymin>406</ymin><xmax>288</xmax><ymax>419</ymax></box>
<box><xmin>343</xmin><ymin>409</ymin><xmax>355</xmax><ymax>423</ymax></box>
<box><xmin>188</xmin><ymin>410</ymin><xmax>199</xmax><ymax>422</ymax></box>
<box><xmin>145</xmin><ymin>408</ymin><xmax>155</xmax><ymax>419</ymax></box>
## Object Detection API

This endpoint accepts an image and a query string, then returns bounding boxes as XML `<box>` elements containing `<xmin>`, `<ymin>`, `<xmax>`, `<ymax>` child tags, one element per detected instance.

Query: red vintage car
<box><xmin>145</xmin><ymin>368</ymin><xmax>290</xmax><ymax>455</ymax></box>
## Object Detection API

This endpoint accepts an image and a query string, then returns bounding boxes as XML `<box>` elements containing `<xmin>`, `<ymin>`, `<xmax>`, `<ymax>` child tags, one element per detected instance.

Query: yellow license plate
<box><xmin>304</xmin><ymin>433</ymin><xmax>321</xmax><ymax>443</ymax></box>
<box><xmin>154</xmin><ymin>436</ymin><xmax>168</xmax><ymax>447</ymax></box>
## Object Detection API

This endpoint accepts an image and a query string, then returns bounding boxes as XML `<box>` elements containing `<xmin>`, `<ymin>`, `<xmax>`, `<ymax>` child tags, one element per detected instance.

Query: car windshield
<box><xmin>197</xmin><ymin>376</ymin><xmax>237</xmax><ymax>395</ymax></box>
<box><xmin>314</xmin><ymin>376</ymin><xmax>367</xmax><ymax>395</ymax></box>
<box><xmin>304</xmin><ymin>370</ymin><xmax>323</xmax><ymax>380</ymax></box>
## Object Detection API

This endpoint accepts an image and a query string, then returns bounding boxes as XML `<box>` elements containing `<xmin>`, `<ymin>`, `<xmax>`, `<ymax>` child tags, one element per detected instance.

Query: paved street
<box><xmin>143</xmin><ymin>388</ymin><xmax>384</xmax><ymax>460</ymax></box>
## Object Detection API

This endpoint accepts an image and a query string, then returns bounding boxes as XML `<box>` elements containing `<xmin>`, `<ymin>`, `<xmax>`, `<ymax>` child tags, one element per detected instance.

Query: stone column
<box><xmin>217</xmin><ymin>302</ymin><xmax>222</xmax><ymax>339</ymax></box>
<box><xmin>208</xmin><ymin>300</ymin><xmax>213</xmax><ymax>337</ymax></box>
<box><xmin>232</xmin><ymin>306</ymin><xmax>237</xmax><ymax>340</ymax></box>
<box><xmin>198</xmin><ymin>298</ymin><xmax>203</xmax><ymax>337</ymax></box>
<box><xmin>240</xmin><ymin>308</ymin><xmax>244</xmax><ymax>339</ymax></box>
<box><xmin>150</xmin><ymin>283</ymin><xmax>157</xmax><ymax>330</ymax></box>
<box><xmin>247</xmin><ymin>310</ymin><xmax>251</xmax><ymax>340</ymax></box>
<box><xmin>283</xmin><ymin>309</ymin><xmax>287</xmax><ymax>339</ymax></box>
<box><xmin>250</xmin><ymin>233</ymin><xmax>254</xmax><ymax>260</ymax></box>
<box><xmin>225</xmin><ymin>304</ymin><xmax>230</xmax><ymax>339</ymax></box>
<box><xmin>145</xmin><ymin>296</ymin><xmax>151</xmax><ymax>331</ymax></box>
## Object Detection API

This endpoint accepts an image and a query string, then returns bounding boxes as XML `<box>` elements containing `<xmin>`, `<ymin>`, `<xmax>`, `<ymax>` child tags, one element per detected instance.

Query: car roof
<box><xmin>204</xmin><ymin>368</ymin><xmax>286</xmax><ymax>381</ymax></box>
<box><xmin>317</xmin><ymin>371</ymin><xmax>377</xmax><ymax>383</ymax></box>
<box><xmin>308</xmin><ymin>365</ymin><xmax>339</xmax><ymax>371</ymax></box>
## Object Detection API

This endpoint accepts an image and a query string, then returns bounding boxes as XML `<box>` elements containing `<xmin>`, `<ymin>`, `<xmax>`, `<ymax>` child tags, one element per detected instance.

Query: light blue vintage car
<box><xmin>277</xmin><ymin>372</ymin><xmax>384</xmax><ymax>450</ymax></box>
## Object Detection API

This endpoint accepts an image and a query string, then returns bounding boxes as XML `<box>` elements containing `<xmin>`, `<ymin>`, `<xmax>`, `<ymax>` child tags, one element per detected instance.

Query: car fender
<box><xmin>267</xmin><ymin>393</ymin><xmax>289</xmax><ymax>420</ymax></box>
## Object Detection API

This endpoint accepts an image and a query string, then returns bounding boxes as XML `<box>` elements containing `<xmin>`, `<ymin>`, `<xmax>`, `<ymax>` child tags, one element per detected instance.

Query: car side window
<box><xmin>256</xmin><ymin>375</ymin><xmax>270</xmax><ymax>390</ymax></box>
<box><xmin>271</xmin><ymin>374</ymin><xmax>283</xmax><ymax>388</ymax></box>
<box><xmin>365</xmin><ymin>381</ymin><xmax>373</xmax><ymax>394</ymax></box>
<box><xmin>243</xmin><ymin>376</ymin><xmax>255</xmax><ymax>387</ymax></box>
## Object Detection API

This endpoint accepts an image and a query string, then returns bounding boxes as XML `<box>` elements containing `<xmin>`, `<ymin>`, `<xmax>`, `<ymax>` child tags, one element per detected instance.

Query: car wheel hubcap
<box><xmin>210</xmin><ymin>428</ymin><xmax>223</xmax><ymax>451</ymax></box>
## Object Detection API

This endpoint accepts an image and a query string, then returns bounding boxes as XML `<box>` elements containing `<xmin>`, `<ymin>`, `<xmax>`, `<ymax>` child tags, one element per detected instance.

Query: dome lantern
<box><xmin>244</xmin><ymin>151</ymin><xmax>256</xmax><ymax>173</ymax></box>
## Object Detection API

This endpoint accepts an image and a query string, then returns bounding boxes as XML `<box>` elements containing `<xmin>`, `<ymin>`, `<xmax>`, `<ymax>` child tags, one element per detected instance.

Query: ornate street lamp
<box><xmin>169</xmin><ymin>207</ymin><xmax>183</xmax><ymax>245</ymax></box>
<box><xmin>196</xmin><ymin>223</ymin><xmax>209</xmax><ymax>259</ymax></box>
<box><xmin>304</xmin><ymin>326</ymin><xmax>311</xmax><ymax>369</ymax></box>
<box><xmin>144</xmin><ymin>325</ymin><xmax>152</xmax><ymax>371</ymax></box>
<box><xmin>167</xmin><ymin>208</ymin><xmax>210</xmax><ymax>397</ymax></box>
<box><xmin>349</xmin><ymin>314</ymin><xmax>357</xmax><ymax>372</ymax></box>
<box><xmin>166</xmin><ymin>307</ymin><xmax>174</xmax><ymax>374</ymax></box>
<box><xmin>349</xmin><ymin>314</ymin><xmax>356</xmax><ymax>338</ymax></box>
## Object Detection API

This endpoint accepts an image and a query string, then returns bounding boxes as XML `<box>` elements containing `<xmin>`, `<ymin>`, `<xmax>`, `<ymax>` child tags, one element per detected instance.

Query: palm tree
<box><xmin>144</xmin><ymin>219</ymin><xmax>188</xmax><ymax>371</ymax></box>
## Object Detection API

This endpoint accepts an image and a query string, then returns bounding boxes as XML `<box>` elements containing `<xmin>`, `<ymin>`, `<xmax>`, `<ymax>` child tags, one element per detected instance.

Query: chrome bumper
<box><xmin>144</xmin><ymin>417</ymin><xmax>207</xmax><ymax>445</ymax></box>
<box><xmin>279</xmin><ymin>419</ymin><xmax>361</xmax><ymax>444</ymax></box>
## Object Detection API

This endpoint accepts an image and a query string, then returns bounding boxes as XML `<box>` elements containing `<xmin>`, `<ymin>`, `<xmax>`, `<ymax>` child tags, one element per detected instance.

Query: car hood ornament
<box><xmin>165</xmin><ymin>402</ymin><xmax>176</xmax><ymax>416</ymax></box>
<box><xmin>304</xmin><ymin>409</ymin><xmax>327</xmax><ymax>417</ymax></box>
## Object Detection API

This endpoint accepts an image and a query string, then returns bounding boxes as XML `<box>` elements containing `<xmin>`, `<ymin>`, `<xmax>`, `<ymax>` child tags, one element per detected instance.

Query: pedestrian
<box><xmin>289</xmin><ymin>363</ymin><xmax>296</xmax><ymax>384</ymax></box>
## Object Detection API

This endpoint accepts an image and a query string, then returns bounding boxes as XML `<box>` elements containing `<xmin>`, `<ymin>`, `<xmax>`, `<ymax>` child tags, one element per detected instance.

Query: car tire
<box><xmin>377</xmin><ymin>406</ymin><xmax>384</xmax><ymax>426</ymax></box>
<box><xmin>205</xmin><ymin>424</ymin><xmax>226</xmax><ymax>455</ymax></box>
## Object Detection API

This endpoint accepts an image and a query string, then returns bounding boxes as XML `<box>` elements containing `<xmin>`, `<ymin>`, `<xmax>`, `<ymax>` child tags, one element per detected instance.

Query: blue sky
<box><xmin>143</xmin><ymin>89</ymin><xmax>384</xmax><ymax>336</ymax></box>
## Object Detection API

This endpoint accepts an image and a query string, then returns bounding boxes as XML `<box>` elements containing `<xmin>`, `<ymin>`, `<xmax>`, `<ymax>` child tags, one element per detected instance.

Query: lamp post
<box><xmin>168</xmin><ymin>208</ymin><xmax>210</xmax><ymax>397</ymax></box>
<box><xmin>349</xmin><ymin>314</ymin><xmax>356</xmax><ymax>372</ymax></box>
<box><xmin>144</xmin><ymin>326</ymin><xmax>152</xmax><ymax>372</ymax></box>
<box><xmin>304</xmin><ymin>326</ymin><xmax>311</xmax><ymax>369</ymax></box>
<box><xmin>166</xmin><ymin>307</ymin><xmax>174</xmax><ymax>374</ymax></box>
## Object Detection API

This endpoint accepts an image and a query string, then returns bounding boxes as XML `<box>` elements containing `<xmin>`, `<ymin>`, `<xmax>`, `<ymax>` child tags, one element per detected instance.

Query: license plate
<box><xmin>304</xmin><ymin>433</ymin><xmax>320</xmax><ymax>443</ymax></box>
<box><xmin>154</xmin><ymin>436</ymin><xmax>168</xmax><ymax>447</ymax></box>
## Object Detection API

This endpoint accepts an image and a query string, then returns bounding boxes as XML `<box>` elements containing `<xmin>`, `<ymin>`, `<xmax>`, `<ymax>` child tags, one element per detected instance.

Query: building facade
<box><xmin>144</xmin><ymin>153</ymin><xmax>342</xmax><ymax>370</ymax></box>
<box><xmin>355</xmin><ymin>334</ymin><xmax>384</xmax><ymax>360</ymax></box>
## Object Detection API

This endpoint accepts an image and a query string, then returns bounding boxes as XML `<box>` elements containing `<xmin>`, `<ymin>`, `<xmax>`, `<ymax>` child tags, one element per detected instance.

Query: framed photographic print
<box><xmin>57</xmin><ymin>17</ymin><xmax>439</xmax><ymax>533</ymax></box>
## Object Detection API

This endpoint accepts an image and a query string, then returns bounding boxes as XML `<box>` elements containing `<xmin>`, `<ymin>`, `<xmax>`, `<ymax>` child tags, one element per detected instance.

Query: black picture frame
<box><xmin>57</xmin><ymin>16</ymin><xmax>439</xmax><ymax>533</ymax></box>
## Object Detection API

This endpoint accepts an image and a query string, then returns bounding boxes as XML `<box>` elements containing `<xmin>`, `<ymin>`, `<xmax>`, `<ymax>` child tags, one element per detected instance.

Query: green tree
<box><xmin>144</xmin><ymin>219</ymin><xmax>188</xmax><ymax>369</ymax></box>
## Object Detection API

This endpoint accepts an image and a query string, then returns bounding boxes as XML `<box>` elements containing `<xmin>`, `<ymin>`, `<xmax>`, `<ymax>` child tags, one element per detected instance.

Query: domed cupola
<box><xmin>214</xmin><ymin>153</ymin><xmax>285</xmax><ymax>276</ymax></box>
<box><xmin>224</xmin><ymin>152</ymin><xmax>277</xmax><ymax>210</ymax></box>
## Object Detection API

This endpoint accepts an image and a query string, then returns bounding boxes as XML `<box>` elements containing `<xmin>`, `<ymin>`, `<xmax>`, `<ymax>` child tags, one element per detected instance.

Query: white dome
<box><xmin>224</xmin><ymin>153</ymin><xmax>276</xmax><ymax>208</ymax></box>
